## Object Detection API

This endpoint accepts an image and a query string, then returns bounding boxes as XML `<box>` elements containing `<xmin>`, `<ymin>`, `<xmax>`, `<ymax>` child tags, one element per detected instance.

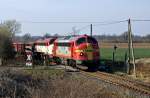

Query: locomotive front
<box><xmin>53</xmin><ymin>34</ymin><xmax>100</xmax><ymax>70</ymax></box>
<box><xmin>73</xmin><ymin>35</ymin><xmax>100</xmax><ymax>69</ymax></box>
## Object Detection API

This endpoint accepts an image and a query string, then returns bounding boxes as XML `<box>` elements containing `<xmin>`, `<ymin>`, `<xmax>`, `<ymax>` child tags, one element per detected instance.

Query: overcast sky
<box><xmin>0</xmin><ymin>0</ymin><xmax>150</xmax><ymax>36</ymax></box>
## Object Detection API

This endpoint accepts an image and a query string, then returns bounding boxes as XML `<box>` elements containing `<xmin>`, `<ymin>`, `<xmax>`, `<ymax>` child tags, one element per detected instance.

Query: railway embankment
<box><xmin>0</xmin><ymin>66</ymin><xmax>149</xmax><ymax>98</ymax></box>
<box><xmin>135</xmin><ymin>58</ymin><xmax>150</xmax><ymax>83</ymax></box>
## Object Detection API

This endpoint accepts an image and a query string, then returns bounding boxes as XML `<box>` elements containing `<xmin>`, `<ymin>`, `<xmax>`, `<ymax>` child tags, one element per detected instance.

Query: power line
<box><xmin>131</xmin><ymin>19</ymin><xmax>150</xmax><ymax>22</ymax></box>
<box><xmin>76</xmin><ymin>20</ymin><xmax>128</xmax><ymax>33</ymax></box>
<box><xmin>20</xmin><ymin>21</ymin><xmax>122</xmax><ymax>24</ymax></box>
<box><xmin>14</xmin><ymin>19</ymin><xmax>150</xmax><ymax>24</ymax></box>
<box><xmin>17</xmin><ymin>20</ymin><xmax>128</xmax><ymax>37</ymax></box>
<box><xmin>24</xmin><ymin>17</ymin><xmax>106</xmax><ymax>19</ymax></box>
<box><xmin>1</xmin><ymin>19</ymin><xmax>150</xmax><ymax>24</ymax></box>
<box><xmin>93</xmin><ymin>20</ymin><xmax>128</xmax><ymax>26</ymax></box>
<box><xmin>18</xmin><ymin>20</ymin><xmax>128</xmax><ymax>24</ymax></box>
<box><xmin>3</xmin><ymin>18</ymin><xmax>149</xmax><ymax>36</ymax></box>
<box><xmin>66</xmin><ymin>20</ymin><xmax>128</xmax><ymax>31</ymax></box>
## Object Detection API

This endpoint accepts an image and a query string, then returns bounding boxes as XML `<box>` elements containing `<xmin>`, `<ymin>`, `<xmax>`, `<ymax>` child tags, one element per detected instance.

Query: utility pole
<box><xmin>90</xmin><ymin>24</ymin><xmax>93</xmax><ymax>36</ymax></box>
<box><xmin>128</xmin><ymin>19</ymin><xmax>136</xmax><ymax>76</ymax></box>
<box><xmin>128</xmin><ymin>19</ymin><xmax>131</xmax><ymax>68</ymax></box>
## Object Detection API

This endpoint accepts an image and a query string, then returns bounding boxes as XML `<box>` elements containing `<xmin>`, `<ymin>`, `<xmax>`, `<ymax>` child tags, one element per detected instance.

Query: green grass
<box><xmin>100</xmin><ymin>48</ymin><xmax>150</xmax><ymax>61</ymax></box>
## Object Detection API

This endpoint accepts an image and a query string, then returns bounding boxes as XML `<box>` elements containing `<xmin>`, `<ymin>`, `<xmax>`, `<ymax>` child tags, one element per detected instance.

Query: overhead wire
<box><xmin>18</xmin><ymin>20</ymin><xmax>128</xmax><ymax>24</ymax></box>
<box><xmin>92</xmin><ymin>20</ymin><xmax>128</xmax><ymax>26</ymax></box>
<box><xmin>19</xmin><ymin>19</ymin><xmax>150</xmax><ymax>23</ymax></box>
<box><xmin>131</xmin><ymin>19</ymin><xmax>150</xmax><ymax>22</ymax></box>
<box><xmin>75</xmin><ymin>19</ymin><xmax>150</xmax><ymax>35</ymax></box>
<box><xmin>7</xmin><ymin>18</ymin><xmax>150</xmax><ymax>36</ymax></box>
<box><xmin>76</xmin><ymin>20</ymin><xmax>128</xmax><ymax>35</ymax></box>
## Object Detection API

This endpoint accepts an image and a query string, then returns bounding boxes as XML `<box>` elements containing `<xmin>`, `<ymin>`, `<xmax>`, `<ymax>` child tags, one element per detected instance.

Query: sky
<box><xmin>0</xmin><ymin>0</ymin><xmax>150</xmax><ymax>36</ymax></box>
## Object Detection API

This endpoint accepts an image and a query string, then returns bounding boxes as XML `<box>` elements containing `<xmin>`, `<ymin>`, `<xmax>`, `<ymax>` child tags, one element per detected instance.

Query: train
<box><xmin>13</xmin><ymin>34</ymin><xmax>100</xmax><ymax>70</ymax></box>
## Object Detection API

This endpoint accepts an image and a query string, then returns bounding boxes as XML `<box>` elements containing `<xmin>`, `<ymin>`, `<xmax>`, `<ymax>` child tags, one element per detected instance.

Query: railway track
<box><xmin>81</xmin><ymin>71</ymin><xmax>150</xmax><ymax>96</ymax></box>
<box><xmin>98</xmin><ymin>71</ymin><xmax>150</xmax><ymax>90</ymax></box>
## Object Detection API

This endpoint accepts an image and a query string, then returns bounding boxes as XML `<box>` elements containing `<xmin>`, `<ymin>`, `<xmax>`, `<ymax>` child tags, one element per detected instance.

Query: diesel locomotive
<box><xmin>53</xmin><ymin>34</ymin><xmax>100</xmax><ymax>69</ymax></box>
<box><xmin>13</xmin><ymin>34</ymin><xmax>100</xmax><ymax>69</ymax></box>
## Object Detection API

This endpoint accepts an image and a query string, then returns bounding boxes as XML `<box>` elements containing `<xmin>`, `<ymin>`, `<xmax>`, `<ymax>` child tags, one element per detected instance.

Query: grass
<box><xmin>100</xmin><ymin>48</ymin><xmax>150</xmax><ymax>61</ymax></box>
<box><xmin>23</xmin><ymin>67</ymin><xmax>64</xmax><ymax>79</ymax></box>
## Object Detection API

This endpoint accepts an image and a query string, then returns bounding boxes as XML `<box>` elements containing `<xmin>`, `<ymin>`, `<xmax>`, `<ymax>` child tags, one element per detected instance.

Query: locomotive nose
<box><xmin>86</xmin><ymin>43</ymin><xmax>94</xmax><ymax>60</ymax></box>
<box><xmin>86</xmin><ymin>43</ymin><xmax>100</xmax><ymax>60</ymax></box>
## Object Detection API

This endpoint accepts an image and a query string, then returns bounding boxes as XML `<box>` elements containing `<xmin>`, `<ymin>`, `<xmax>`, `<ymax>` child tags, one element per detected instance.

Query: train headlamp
<box><xmin>80</xmin><ymin>52</ymin><xmax>84</xmax><ymax>56</ymax></box>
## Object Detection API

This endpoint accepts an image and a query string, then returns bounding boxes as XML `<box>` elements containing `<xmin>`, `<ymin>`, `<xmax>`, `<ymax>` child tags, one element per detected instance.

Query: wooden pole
<box><xmin>128</xmin><ymin>19</ymin><xmax>131</xmax><ymax>65</ymax></box>
<box><xmin>128</xmin><ymin>19</ymin><xmax>136</xmax><ymax>76</ymax></box>
<box><xmin>127</xmin><ymin>19</ymin><xmax>131</xmax><ymax>74</ymax></box>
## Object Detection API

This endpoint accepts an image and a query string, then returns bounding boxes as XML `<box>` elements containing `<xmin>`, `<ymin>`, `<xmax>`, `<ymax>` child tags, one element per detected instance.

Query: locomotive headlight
<box><xmin>80</xmin><ymin>52</ymin><xmax>84</xmax><ymax>56</ymax></box>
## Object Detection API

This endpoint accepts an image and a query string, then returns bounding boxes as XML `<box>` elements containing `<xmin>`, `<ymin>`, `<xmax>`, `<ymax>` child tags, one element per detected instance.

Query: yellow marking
<box><xmin>75</xmin><ymin>50</ymin><xmax>84</xmax><ymax>52</ymax></box>
<box><xmin>87</xmin><ymin>43</ymin><xmax>93</xmax><ymax>60</ymax></box>
<box><xmin>75</xmin><ymin>49</ymin><xmax>99</xmax><ymax>53</ymax></box>
<box><xmin>74</xmin><ymin>44</ymin><xmax>99</xmax><ymax>60</ymax></box>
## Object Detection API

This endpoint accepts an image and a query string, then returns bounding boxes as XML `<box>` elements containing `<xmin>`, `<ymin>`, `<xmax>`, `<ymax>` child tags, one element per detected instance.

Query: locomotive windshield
<box><xmin>49</xmin><ymin>39</ymin><xmax>56</xmax><ymax>44</ymax></box>
<box><xmin>87</xmin><ymin>37</ymin><xmax>97</xmax><ymax>44</ymax></box>
<box><xmin>76</xmin><ymin>37</ymin><xmax>97</xmax><ymax>46</ymax></box>
<box><xmin>76</xmin><ymin>37</ymin><xmax>86</xmax><ymax>46</ymax></box>
<box><xmin>57</xmin><ymin>43</ymin><xmax>71</xmax><ymax>47</ymax></box>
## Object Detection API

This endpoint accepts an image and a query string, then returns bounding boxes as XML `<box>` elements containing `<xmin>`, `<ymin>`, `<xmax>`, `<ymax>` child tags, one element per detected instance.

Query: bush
<box><xmin>0</xmin><ymin>38</ymin><xmax>15</xmax><ymax>59</ymax></box>
<box><xmin>0</xmin><ymin>23</ymin><xmax>15</xmax><ymax>65</ymax></box>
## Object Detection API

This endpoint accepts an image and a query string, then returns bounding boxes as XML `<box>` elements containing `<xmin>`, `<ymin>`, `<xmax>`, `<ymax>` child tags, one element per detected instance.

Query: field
<box><xmin>99</xmin><ymin>43</ymin><xmax>150</xmax><ymax>83</ymax></box>
<box><xmin>100</xmin><ymin>48</ymin><xmax>150</xmax><ymax>61</ymax></box>
<box><xmin>100</xmin><ymin>43</ymin><xmax>150</xmax><ymax>61</ymax></box>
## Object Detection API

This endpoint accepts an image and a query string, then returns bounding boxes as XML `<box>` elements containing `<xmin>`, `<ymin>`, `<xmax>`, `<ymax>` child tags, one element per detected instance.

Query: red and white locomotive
<box><xmin>53</xmin><ymin>34</ymin><xmax>100</xmax><ymax>69</ymax></box>
<box><xmin>13</xmin><ymin>34</ymin><xmax>100</xmax><ymax>69</ymax></box>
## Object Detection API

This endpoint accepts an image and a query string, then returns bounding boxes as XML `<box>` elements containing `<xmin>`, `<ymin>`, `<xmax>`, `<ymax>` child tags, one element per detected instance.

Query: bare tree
<box><xmin>3</xmin><ymin>20</ymin><xmax>21</xmax><ymax>39</ymax></box>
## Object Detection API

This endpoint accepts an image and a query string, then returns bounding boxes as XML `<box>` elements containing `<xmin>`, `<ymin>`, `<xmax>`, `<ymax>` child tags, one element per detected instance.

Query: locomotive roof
<box><xmin>13</xmin><ymin>42</ymin><xmax>33</xmax><ymax>45</ymax></box>
<box><xmin>35</xmin><ymin>38</ymin><xmax>56</xmax><ymax>43</ymax></box>
<box><xmin>56</xmin><ymin>34</ymin><xmax>88</xmax><ymax>43</ymax></box>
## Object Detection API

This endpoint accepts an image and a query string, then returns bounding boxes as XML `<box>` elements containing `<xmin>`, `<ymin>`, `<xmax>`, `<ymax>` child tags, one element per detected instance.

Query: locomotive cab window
<box><xmin>87</xmin><ymin>37</ymin><xmax>97</xmax><ymax>44</ymax></box>
<box><xmin>76</xmin><ymin>37</ymin><xmax>86</xmax><ymax>46</ymax></box>
<box><xmin>49</xmin><ymin>39</ymin><xmax>55</xmax><ymax>44</ymax></box>
<box><xmin>57</xmin><ymin>43</ymin><xmax>71</xmax><ymax>47</ymax></box>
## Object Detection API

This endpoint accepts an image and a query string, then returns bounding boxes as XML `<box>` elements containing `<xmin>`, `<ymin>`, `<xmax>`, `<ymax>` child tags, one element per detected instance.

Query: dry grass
<box><xmin>135</xmin><ymin>58</ymin><xmax>150</xmax><ymax>83</ymax></box>
<box><xmin>31</xmin><ymin>74</ymin><xmax>122</xmax><ymax>98</ymax></box>
<box><xmin>0</xmin><ymin>68</ymin><xmax>126</xmax><ymax>98</ymax></box>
